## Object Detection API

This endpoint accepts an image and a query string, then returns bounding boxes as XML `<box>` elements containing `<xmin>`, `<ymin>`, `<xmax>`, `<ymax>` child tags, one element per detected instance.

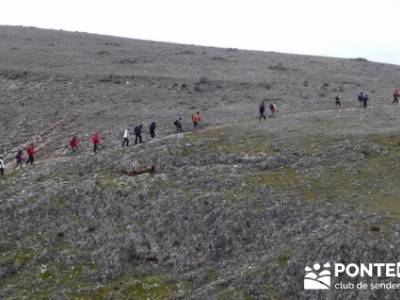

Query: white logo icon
<box><xmin>304</xmin><ymin>263</ymin><xmax>331</xmax><ymax>290</ymax></box>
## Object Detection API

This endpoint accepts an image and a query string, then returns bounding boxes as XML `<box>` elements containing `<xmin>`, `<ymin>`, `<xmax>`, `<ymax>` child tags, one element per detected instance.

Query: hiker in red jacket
<box><xmin>69</xmin><ymin>136</ymin><xmax>79</xmax><ymax>153</ymax></box>
<box><xmin>26</xmin><ymin>144</ymin><xmax>35</xmax><ymax>165</ymax></box>
<box><xmin>92</xmin><ymin>133</ymin><xmax>100</xmax><ymax>153</ymax></box>
<box><xmin>192</xmin><ymin>112</ymin><xmax>201</xmax><ymax>130</ymax></box>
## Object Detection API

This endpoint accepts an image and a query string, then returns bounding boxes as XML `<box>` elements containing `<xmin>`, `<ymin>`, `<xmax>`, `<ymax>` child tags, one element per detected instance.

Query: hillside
<box><xmin>1</xmin><ymin>26</ymin><xmax>400</xmax><ymax>299</ymax></box>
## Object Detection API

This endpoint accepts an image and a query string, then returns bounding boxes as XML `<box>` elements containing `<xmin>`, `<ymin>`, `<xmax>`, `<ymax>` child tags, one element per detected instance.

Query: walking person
<box><xmin>358</xmin><ymin>92</ymin><xmax>364</xmax><ymax>106</ymax></box>
<box><xmin>335</xmin><ymin>96</ymin><xmax>341</xmax><ymax>107</ymax></box>
<box><xmin>69</xmin><ymin>135</ymin><xmax>79</xmax><ymax>153</ymax></box>
<box><xmin>149</xmin><ymin>122</ymin><xmax>157</xmax><ymax>138</ymax></box>
<box><xmin>259</xmin><ymin>102</ymin><xmax>266</xmax><ymax>120</ymax></box>
<box><xmin>192</xmin><ymin>112</ymin><xmax>201</xmax><ymax>130</ymax></box>
<box><xmin>92</xmin><ymin>133</ymin><xmax>100</xmax><ymax>153</ymax></box>
<box><xmin>26</xmin><ymin>144</ymin><xmax>35</xmax><ymax>165</ymax></box>
<box><xmin>0</xmin><ymin>156</ymin><xmax>4</xmax><ymax>176</ymax></box>
<box><xmin>269</xmin><ymin>102</ymin><xmax>277</xmax><ymax>117</ymax></box>
<box><xmin>363</xmin><ymin>93</ymin><xmax>369</xmax><ymax>108</ymax></box>
<box><xmin>174</xmin><ymin>117</ymin><xmax>183</xmax><ymax>133</ymax></box>
<box><xmin>393</xmin><ymin>89</ymin><xmax>399</xmax><ymax>104</ymax></box>
<box><xmin>14</xmin><ymin>150</ymin><xmax>23</xmax><ymax>170</ymax></box>
<box><xmin>134</xmin><ymin>125</ymin><xmax>143</xmax><ymax>144</ymax></box>
<box><xmin>122</xmin><ymin>128</ymin><xmax>129</xmax><ymax>147</ymax></box>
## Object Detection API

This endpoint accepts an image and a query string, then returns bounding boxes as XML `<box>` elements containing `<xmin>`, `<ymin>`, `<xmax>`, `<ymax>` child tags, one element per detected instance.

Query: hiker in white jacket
<box><xmin>122</xmin><ymin>128</ymin><xmax>129</xmax><ymax>147</ymax></box>
<box><xmin>0</xmin><ymin>156</ymin><xmax>4</xmax><ymax>176</ymax></box>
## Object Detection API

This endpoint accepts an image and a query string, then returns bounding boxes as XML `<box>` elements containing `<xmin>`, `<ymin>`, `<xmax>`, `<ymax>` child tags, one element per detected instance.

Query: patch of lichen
<box><xmin>371</xmin><ymin>134</ymin><xmax>400</xmax><ymax>151</ymax></box>
<box><xmin>72</xmin><ymin>274</ymin><xmax>183</xmax><ymax>300</ymax></box>
<box><xmin>245</xmin><ymin>167</ymin><xmax>299</xmax><ymax>189</ymax></box>
<box><xmin>184</xmin><ymin>126</ymin><xmax>272</xmax><ymax>155</ymax></box>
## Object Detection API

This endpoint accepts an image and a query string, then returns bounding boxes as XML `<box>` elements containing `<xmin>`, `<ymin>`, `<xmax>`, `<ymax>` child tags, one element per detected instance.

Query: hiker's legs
<box><xmin>0</xmin><ymin>168</ymin><xmax>3</xmax><ymax>176</ymax></box>
<box><xmin>135</xmin><ymin>135</ymin><xmax>138</xmax><ymax>145</ymax></box>
<box><xmin>93</xmin><ymin>144</ymin><xmax>97</xmax><ymax>153</ymax></box>
<box><xmin>139</xmin><ymin>134</ymin><xmax>142</xmax><ymax>143</ymax></box>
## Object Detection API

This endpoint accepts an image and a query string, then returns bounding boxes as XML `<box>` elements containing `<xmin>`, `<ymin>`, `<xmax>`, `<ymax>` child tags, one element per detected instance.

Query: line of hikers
<box><xmin>337</xmin><ymin>90</ymin><xmax>397</xmax><ymax>108</ymax></box>
<box><xmin>1</xmin><ymin>88</ymin><xmax>398</xmax><ymax>176</ymax></box>
<box><xmin>1</xmin><ymin>112</ymin><xmax>203</xmax><ymax>175</ymax></box>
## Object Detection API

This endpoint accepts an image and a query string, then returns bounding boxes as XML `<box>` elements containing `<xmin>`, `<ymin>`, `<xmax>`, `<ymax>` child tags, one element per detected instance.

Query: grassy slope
<box><xmin>1</xmin><ymin>26</ymin><xmax>400</xmax><ymax>299</ymax></box>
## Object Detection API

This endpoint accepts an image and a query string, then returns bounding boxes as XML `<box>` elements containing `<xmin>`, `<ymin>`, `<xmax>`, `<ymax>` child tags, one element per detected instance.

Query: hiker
<box><xmin>174</xmin><ymin>117</ymin><xmax>183</xmax><ymax>133</ymax></box>
<box><xmin>122</xmin><ymin>128</ymin><xmax>129</xmax><ymax>147</ymax></box>
<box><xmin>363</xmin><ymin>93</ymin><xmax>369</xmax><ymax>108</ymax></box>
<box><xmin>269</xmin><ymin>102</ymin><xmax>277</xmax><ymax>117</ymax></box>
<box><xmin>335</xmin><ymin>96</ymin><xmax>341</xmax><ymax>107</ymax></box>
<box><xmin>358</xmin><ymin>92</ymin><xmax>364</xmax><ymax>106</ymax></box>
<box><xmin>259</xmin><ymin>102</ymin><xmax>266</xmax><ymax>120</ymax></box>
<box><xmin>14</xmin><ymin>150</ymin><xmax>23</xmax><ymax>170</ymax></box>
<box><xmin>192</xmin><ymin>112</ymin><xmax>201</xmax><ymax>130</ymax></box>
<box><xmin>0</xmin><ymin>156</ymin><xmax>4</xmax><ymax>176</ymax></box>
<box><xmin>26</xmin><ymin>144</ymin><xmax>35</xmax><ymax>165</ymax></box>
<box><xmin>149</xmin><ymin>122</ymin><xmax>157</xmax><ymax>138</ymax></box>
<box><xmin>393</xmin><ymin>90</ymin><xmax>400</xmax><ymax>104</ymax></box>
<box><xmin>92</xmin><ymin>133</ymin><xmax>100</xmax><ymax>153</ymax></box>
<box><xmin>69</xmin><ymin>135</ymin><xmax>79</xmax><ymax>153</ymax></box>
<box><xmin>134</xmin><ymin>124</ymin><xmax>143</xmax><ymax>144</ymax></box>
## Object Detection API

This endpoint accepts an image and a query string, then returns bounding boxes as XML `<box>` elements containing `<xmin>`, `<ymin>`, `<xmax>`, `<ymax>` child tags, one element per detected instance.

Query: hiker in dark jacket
<box><xmin>363</xmin><ymin>94</ymin><xmax>369</xmax><ymax>108</ymax></box>
<box><xmin>134</xmin><ymin>125</ymin><xmax>143</xmax><ymax>144</ymax></box>
<box><xmin>335</xmin><ymin>96</ymin><xmax>341</xmax><ymax>107</ymax></box>
<box><xmin>259</xmin><ymin>102</ymin><xmax>266</xmax><ymax>120</ymax></box>
<box><xmin>149</xmin><ymin>122</ymin><xmax>156</xmax><ymax>138</ymax></box>
<box><xmin>14</xmin><ymin>150</ymin><xmax>23</xmax><ymax>170</ymax></box>
<box><xmin>358</xmin><ymin>92</ymin><xmax>364</xmax><ymax>106</ymax></box>
<box><xmin>174</xmin><ymin>117</ymin><xmax>183</xmax><ymax>133</ymax></box>
<box><xmin>393</xmin><ymin>89</ymin><xmax>399</xmax><ymax>104</ymax></box>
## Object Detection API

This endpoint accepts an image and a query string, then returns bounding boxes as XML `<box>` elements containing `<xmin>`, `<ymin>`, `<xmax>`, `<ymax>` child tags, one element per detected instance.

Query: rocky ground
<box><xmin>1</xmin><ymin>26</ymin><xmax>400</xmax><ymax>299</ymax></box>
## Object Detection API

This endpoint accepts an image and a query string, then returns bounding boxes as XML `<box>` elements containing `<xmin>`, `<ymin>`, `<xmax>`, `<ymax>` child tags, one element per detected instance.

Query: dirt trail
<box><xmin>3</xmin><ymin>115</ymin><xmax>78</xmax><ymax>173</ymax></box>
<box><xmin>3</xmin><ymin>103</ymin><xmax>398</xmax><ymax>176</ymax></box>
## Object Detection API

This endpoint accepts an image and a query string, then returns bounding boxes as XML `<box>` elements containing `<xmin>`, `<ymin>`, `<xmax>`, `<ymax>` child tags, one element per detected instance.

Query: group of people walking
<box><xmin>3</xmin><ymin>144</ymin><xmax>36</xmax><ymax>174</ymax></box>
<box><xmin>259</xmin><ymin>101</ymin><xmax>277</xmax><ymax>120</ymax></box>
<box><xmin>122</xmin><ymin>123</ymin><xmax>156</xmax><ymax>148</ymax></box>
<box><xmin>0</xmin><ymin>112</ymin><xmax>203</xmax><ymax>176</ymax></box>
<box><xmin>1</xmin><ymin>88</ymin><xmax>399</xmax><ymax>177</ymax></box>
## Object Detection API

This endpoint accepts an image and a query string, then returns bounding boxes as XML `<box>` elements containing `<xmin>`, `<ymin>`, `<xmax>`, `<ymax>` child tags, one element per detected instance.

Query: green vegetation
<box><xmin>72</xmin><ymin>274</ymin><xmax>182</xmax><ymax>300</ymax></box>
<box><xmin>249</xmin><ymin>167</ymin><xmax>299</xmax><ymax>188</ymax></box>
<box><xmin>183</xmin><ymin>126</ymin><xmax>272</xmax><ymax>155</ymax></box>
<box><xmin>206</xmin><ymin>267</ymin><xmax>219</xmax><ymax>282</ymax></box>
